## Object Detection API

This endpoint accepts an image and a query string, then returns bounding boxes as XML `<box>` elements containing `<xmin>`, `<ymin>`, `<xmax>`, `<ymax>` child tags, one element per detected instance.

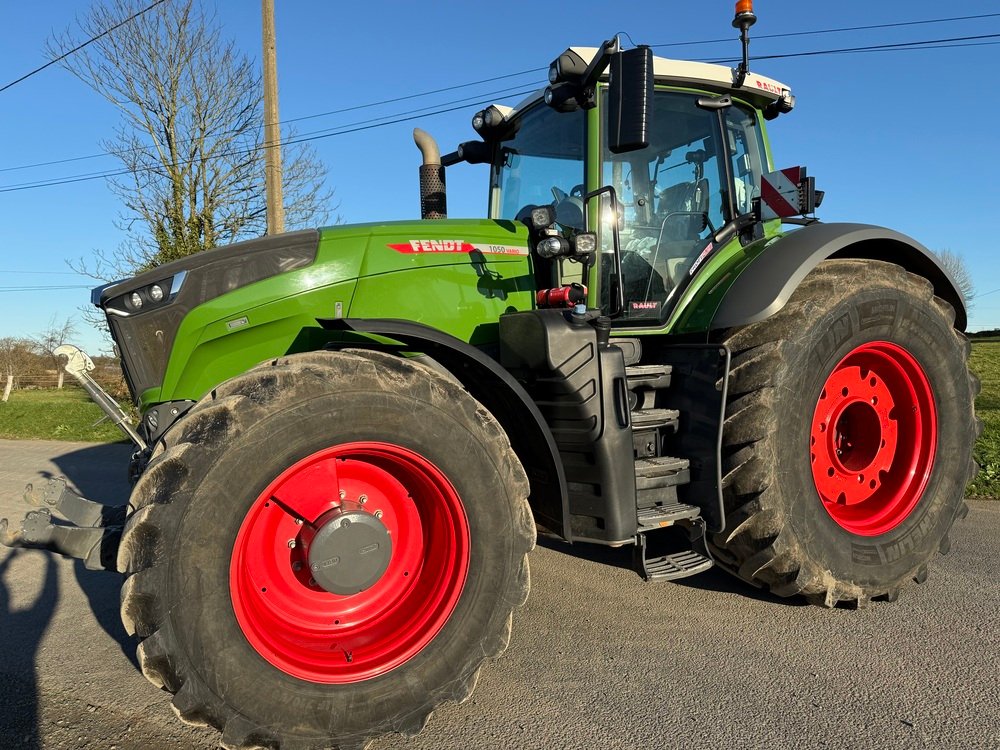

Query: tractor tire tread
<box><xmin>709</xmin><ymin>259</ymin><xmax>976</xmax><ymax>604</ymax></box>
<box><xmin>119</xmin><ymin>348</ymin><xmax>533</xmax><ymax>749</ymax></box>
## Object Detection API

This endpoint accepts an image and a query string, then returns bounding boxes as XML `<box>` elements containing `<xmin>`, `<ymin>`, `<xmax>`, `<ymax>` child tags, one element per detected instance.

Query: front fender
<box><xmin>319</xmin><ymin>317</ymin><xmax>571</xmax><ymax>540</ymax></box>
<box><xmin>711</xmin><ymin>222</ymin><xmax>967</xmax><ymax>331</ymax></box>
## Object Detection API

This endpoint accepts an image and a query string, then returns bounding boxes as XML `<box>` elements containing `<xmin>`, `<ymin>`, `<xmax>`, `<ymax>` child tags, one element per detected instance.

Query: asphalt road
<box><xmin>1</xmin><ymin>438</ymin><xmax>998</xmax><ymax>750</ymax></box>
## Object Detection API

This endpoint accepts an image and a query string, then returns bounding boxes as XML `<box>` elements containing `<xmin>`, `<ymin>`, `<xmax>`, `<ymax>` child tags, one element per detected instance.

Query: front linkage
<box><xmin>0</xmin><ymin>477</ymin><xmax>124</xmax><ymax>571</ymax></box>
<box><xmin>0</xmin><ymin>345</ymin><xmax>141</xmax><ymax>571</ymax></box>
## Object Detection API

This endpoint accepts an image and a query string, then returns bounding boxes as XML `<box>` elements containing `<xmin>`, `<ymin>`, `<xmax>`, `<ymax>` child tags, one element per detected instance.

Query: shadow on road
<box><xmin>43</xmin><ymin>442</ymin><xmax>138</xmax><ymax>666</ymax></box>
<box><xmin>536</xmin><ymin>532</ymin><xmax>635</xmax><ymax>571</ymax></box>
<box><xmin>0</xmin><ymin>549</ymin><xmax>58</xmax><ymax>750</ymax></box>
<box><xmin>537</xmin><ymin>530</ymin><xmax>807</xmax><ymax>606</ymax></box>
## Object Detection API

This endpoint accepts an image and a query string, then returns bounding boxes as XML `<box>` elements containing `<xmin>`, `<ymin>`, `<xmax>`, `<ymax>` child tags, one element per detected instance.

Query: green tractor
<box><xmin>1</xmin><ymin>5</ymin><xmax>977</xmax><ymax>749</ymax></box>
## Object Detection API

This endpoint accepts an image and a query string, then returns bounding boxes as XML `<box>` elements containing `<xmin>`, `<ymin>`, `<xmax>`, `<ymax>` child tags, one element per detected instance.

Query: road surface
<box><xmin>1</xmin><ymin>439</ymin><xmax>998</xmax><ymax>749</ymax></box>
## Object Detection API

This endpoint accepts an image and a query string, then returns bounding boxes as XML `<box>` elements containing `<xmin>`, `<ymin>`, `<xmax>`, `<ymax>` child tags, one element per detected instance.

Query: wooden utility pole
<box><xmin>262</xmin><ymin>0</ymin><xmax>285</xmax><ymax>234</ymax></box>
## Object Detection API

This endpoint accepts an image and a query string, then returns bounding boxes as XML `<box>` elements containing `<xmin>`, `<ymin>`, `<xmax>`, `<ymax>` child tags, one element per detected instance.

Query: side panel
<box><xmin>148</xmin><ymin>279</ymin><xmax>359</xmax><ymax>408</ymax></box>
<box><xmin>500</xmin><ymin>310</ymin><xmax>637</xmax><ymax>544</ymax></box>
<box><xmin>710</xmin><ymin>222</ymin><xmax>967</xmax><ymax>331</ymax></box>
<box><xmin>349</xmin><ymin>263</ymin><xmax>535</xmax><ymax>348</ymax></box>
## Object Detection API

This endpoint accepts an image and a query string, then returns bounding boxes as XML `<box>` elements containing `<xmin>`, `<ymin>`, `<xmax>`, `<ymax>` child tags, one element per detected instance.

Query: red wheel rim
<box><xmin>229</xmin><ymin>442</ymin><xmax>469</xmax><ymax>683</ymax></box>
<box><xmin>809</xmin><ymin>341</ymin><xmax>936</xmax><ymax>536</ymax></box>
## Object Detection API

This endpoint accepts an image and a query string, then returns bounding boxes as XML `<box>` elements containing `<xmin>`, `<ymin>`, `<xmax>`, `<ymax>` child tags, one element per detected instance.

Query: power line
<box><xmin>2</xmin><ymin>23</ymin><xmax>998</xmax><ymax>192</ymax></box>
<box><xmin>2</xmin><ymin>10</ymin><xmax>992</xmax><ymax>176</ymax></box>
<box><xmin>0</xmin><ymin>85</ymin><xmax>540</xmax><ymax>194</ymax></box>
<box><xmin>699</xmin><ymin>32</ymin><xmax>1000</xmax><ymax>64</ymax></box>
<box><xmin>0</xmin><ymin>0</ymin><xmax>168</xmax><ymax>94</ymax></box>
<box><xmin>0</xmin><ymin>67</ymin><xmax>545</xmax><ymax>175</ymax></box>
<box><xmin>650</xmin><ymin>12</ymin><xmax>1000</xmax><ymax>50</ymax></box>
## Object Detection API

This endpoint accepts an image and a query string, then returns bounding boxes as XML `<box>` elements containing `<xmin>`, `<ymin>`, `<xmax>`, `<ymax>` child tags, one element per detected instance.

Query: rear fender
<box><xmin>319</xmin><ymin>317</ymin><xmax>570</xmax><ymax>540</ymax></box>
<box><xmin>711</xmin><ymin>222</ymin><xmax>967</xmax><ymax>331</ymax></box>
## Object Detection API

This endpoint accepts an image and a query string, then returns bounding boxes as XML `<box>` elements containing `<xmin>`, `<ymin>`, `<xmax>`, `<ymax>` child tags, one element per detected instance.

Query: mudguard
<box><xmin>711</xmin><ymin>222</ymin><xmax>967</xmax><ymax>331</ymax></box>
<box><xmin>319</xmin><ymin>317</ymin><xmax>571</xmax><ymax>540</ymax></box>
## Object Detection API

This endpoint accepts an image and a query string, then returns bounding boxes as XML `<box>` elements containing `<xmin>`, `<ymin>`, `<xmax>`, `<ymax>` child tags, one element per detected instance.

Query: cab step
<box><xmin>637</xmin><ymin>501</ymin><xmax>701</xmax><ymax>532</ymax></box>
<box><xmin>625</xmin><ymin>364</ymin><xmax>672</xmax><ymax>411</ymax></box>
<box><xmin>631</xmin><ymin>408</ymin><xmax>679</xmax><ymax>432</ymax></box>
<box><xmin>634</xmin><ymin>456</ymin><xmax>691</xmax><ymax>506</ymax></box>
<box><xmin>634</xmin><ymin>456</ymin><xmax>690</xmax><ymax>488</ymax></box>
<box><xmin>633</xmin><ymin>531</ymin><xmax>714</xmax><ymax>582</ymax></box>
<box><xmin>625</xmin><ymin>364</ymin><xmax>672</xmax><ymax>391</ymax></box>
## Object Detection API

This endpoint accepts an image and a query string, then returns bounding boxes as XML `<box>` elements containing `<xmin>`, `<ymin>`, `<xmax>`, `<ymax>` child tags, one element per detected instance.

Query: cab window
<box><xmin>492</xmin><ymin>103</ymin><xmax>586</xmax><ymax>222</ymax></box>
<box><xmin>600</xmin><ymin>91</ymin><xmax>728</xmax><ymax>323</ymax></box>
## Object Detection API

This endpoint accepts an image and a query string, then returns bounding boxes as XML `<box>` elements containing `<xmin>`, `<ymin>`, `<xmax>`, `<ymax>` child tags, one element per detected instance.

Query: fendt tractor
<box><xmin>0</xmin><ymin>4</ymin><xmax>978</xmax><ymax>749</ymax></box>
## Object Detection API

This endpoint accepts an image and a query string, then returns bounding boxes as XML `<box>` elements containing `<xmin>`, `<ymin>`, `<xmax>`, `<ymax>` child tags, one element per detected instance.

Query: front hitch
<box><xmin>0</xmin><ymin>478</ymin><xmax>124</xmax><ymax>571</ymax></box>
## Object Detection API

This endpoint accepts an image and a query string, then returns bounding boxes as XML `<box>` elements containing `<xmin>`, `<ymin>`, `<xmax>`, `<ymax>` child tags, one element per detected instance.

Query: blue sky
<box><xmin>1</xmin><ymin>1</ymin><xmax>997</xmax><ymax>353</ymax></box>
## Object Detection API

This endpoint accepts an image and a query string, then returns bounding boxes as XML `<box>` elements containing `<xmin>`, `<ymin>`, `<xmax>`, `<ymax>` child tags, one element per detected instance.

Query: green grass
<box><xmin>969</xmin><ymin>341</ymin><xmax>1000</xmax><ymax>498</ymax></box>
<box><xmin>0</xmin><ymin>388</ymin><xmax>128</xmax><ymax>443</ymax></box>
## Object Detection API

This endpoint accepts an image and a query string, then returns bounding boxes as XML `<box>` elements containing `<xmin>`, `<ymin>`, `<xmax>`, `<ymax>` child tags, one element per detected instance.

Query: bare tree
<box><xmin>934</xmin><ymin>249</ymin><xmax>975</xmax><ymax>314</ymax></box>
<box><xmin>33</xmin><ymin>318</ymin><xmax>78</xmax><ymax>389</ymax></box>
<box><xmin>0</xmin><ymin>338</ymin><xmax>42</xmax><ymax>402</ymax></box>
<box><xmin>49</xmin><ymin>0</ymin><xmax>334</xmax><ymax>279</ymax></box>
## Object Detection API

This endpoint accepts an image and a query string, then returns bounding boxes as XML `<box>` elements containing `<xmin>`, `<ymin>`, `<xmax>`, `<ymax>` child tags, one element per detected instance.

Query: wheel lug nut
<box><xmin>374</xmin><ymin>510</ymin><xmax>383</xmax><ymax>519</ymax></box>
<box><xmin>287</xmin><ymin>539</ymin><xmax>296</xmax><ymax>548</ymax></box>
<box><xmin>294</xmin><ymin>518</ymin><xmax>303</xmax><ymax>525</ymax></box>
<box><xmin>359</xmin><ymin>494</ymin><xmax>368</xmax><ymax>504</ymax></box>
<box><xmin>339</xmin><ymin>489</ymin><xmax>346</xmax><ymax>500</ymax></box>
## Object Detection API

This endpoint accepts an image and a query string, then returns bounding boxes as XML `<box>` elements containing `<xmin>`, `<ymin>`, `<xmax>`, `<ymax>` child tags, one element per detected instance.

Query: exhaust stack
<box><xmin>413</xmin><ymin>128</ymin><xmax>447</xmax><ymax>220</ymax></box>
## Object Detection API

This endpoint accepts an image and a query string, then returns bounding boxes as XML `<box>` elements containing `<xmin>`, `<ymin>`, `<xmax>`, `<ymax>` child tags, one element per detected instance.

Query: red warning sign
<box><xmin>760</xmin><ymin>166</ymin><xmax>804</xmax><ymax>220</ymax></box>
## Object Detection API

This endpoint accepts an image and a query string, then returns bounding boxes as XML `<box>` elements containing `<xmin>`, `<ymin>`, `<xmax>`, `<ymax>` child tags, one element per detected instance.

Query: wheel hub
<box><xmin>229</xmin><ymin>441</ymin><xmax>470</xmax><ymax>684</ymax></box>
<box><xmin>809</xmin><ymin>341</ymin><xmax>936</xmax><ymax>536</ymax></box>
<box><xmin>307</xmin><ymin>509</ymin><xmax>392</xmax><ymax>595</ymax></box>
<box><xmin>811</xmin><ymin>365</ymin><xmax>897</xmax><ymax>506</ymax></box>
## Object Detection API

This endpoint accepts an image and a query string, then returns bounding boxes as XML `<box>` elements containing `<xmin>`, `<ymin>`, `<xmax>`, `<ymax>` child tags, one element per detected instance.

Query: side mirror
<box><xmin>607</xmin><ymin>46</ymin><xmax>653</xmax><ymax>154</ymax></box>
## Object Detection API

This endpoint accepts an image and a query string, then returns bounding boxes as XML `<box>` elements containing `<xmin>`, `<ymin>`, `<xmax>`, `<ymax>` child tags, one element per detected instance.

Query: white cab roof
<box><xmin>510</xmin><ymin>46</ymin><xmax>791</xmax><ymax>114</ymax></box>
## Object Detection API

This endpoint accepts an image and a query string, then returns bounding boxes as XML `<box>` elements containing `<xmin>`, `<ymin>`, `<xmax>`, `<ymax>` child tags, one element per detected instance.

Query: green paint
<box><xmin>144</xmin><ymin>219</ymin><xmax>534</xmax><ymax>407</ymax></box>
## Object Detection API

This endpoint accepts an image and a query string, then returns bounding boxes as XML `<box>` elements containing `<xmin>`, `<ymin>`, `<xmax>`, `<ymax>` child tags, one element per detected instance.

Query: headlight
<box><xmin>536</xmin><ymin>236</ymin><xmax>570</xmax><ymax>259</ymax></box>
<box><xmin>104</xmin><ymin>272</ymin><xmax>187</xmax><ymax>317</ymax></box>
<box><xmin>93</xmin><ymin>229</ymin><xmax>320</xmax><ymax>400</ymax></box>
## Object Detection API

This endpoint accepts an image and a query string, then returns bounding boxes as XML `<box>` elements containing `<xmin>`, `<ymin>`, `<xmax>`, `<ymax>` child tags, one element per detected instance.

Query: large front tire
<box><xmin>118</xmin><ymin>349</ymin><xmax>534</xmax><ymax>749</ymax></box>
<box><xmin>710</xmin><ymin>260</ymin><xmax>977</xmax><ymax>606</ymax></box>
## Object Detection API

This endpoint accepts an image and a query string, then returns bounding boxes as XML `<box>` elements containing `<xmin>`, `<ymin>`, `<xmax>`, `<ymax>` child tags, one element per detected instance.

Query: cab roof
<box><xmin>509</xmin><ymin>46</ymin><xmax>791</xmax><ymax>116</ymax></box>
<box><xmin>581</xmin><ymin>46</ymin><xmax>790</xmax><ymax>107</ymax></box>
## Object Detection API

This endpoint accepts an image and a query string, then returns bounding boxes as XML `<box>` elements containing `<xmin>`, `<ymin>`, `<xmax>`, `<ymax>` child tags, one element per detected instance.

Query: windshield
<box><xmin>600</xmin><ymin>91</ymin><xmax>766</xmax><ymax>324</ymax></box>
<box><xmin>492</xmin><ymin>102</ymin><xmax>586</xmax><ymax>223</ymax></box>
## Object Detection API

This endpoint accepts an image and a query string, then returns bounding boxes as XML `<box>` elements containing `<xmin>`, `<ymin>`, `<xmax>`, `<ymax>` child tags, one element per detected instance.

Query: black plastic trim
<box><xmin>318</xmin><ymin>317</ymin><xmax>571</xmax><ymax>540</ymax></box>
<box><xmin>711</xmin><ymin>222</ymin><xmax>967</xmax><ymax>331</ymax></box>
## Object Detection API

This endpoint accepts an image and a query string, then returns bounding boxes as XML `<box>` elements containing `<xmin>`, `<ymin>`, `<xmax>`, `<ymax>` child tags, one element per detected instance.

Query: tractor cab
<box><xmin>467</xmin><ymin>43</ymin><xmax>794</xmax><ymax>328</ymax></box>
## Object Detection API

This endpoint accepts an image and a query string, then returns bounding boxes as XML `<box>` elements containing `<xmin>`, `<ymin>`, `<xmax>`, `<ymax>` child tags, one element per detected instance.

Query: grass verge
<box><xmin>0</xmin><ymin>388</ymin><xmax>127</xmax><ymax>443</ymax></box>
<box><xmin>969</xmin><ymin>341</ymin><xmax>1000</xmax><ymax>498</ymax></box>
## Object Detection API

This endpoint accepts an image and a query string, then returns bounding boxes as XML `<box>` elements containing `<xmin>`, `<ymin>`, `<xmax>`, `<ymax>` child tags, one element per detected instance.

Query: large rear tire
<box><xmin>118</xmin><ymin>349</ymin><xmax>534</xmax><ymax>749</ymax></box>
<box><xmin>710</xmin><ymin>260</ymin><xmax>978</xmax><ymax>606</ymax></box>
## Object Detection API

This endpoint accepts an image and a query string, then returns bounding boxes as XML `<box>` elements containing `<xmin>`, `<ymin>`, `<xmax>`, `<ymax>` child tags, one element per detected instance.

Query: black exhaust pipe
<box><xmin>413</xmin><ymin>128</ymin><xmax>447</xmax><ymax>220</ymax></box>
